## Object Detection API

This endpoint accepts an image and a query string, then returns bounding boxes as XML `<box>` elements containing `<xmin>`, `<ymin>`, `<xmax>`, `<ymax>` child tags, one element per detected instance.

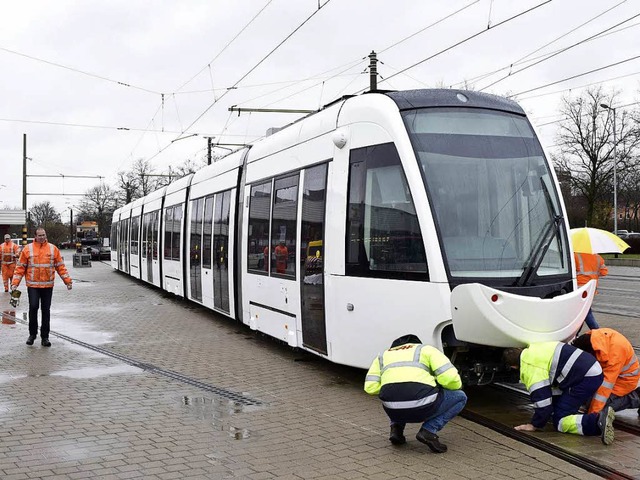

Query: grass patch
<box><xmin>602</xmin><ymin>253</ymin><xmax>640</xmax><ymax>259</ymax></box>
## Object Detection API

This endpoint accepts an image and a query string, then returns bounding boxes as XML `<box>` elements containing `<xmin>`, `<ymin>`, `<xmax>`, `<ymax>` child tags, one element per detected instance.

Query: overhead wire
<box><xmin>0</xmin><ymin>45</ymin><xmax>161</xmax><ymax>95</ymax></box>
<box><xmin>450</xmin><ymin>7</ymin><xmax>637</xmax><ymax>88</ymax></box>
<box><xmin>123</xmin><ymin>0</ymin><xmax>275</xmax><ymax>169</ymax></box>
<box><xmin>173</xmin><ymin>0</ymin><xmax>275</xmax><ymax>93</ymax></box>
<box><xmin>144</xmin><ymin>0</ymin><xmax>334</xmax><ymax>163</ymax></box>
<box><xmin>479</xmin><ymin>9</ymin><xmax>640</xmax><ymax>91</ymax></box>
<box><xmin>369</xmin><ymin>0</ymin><xmax>554</xmax><ymax>90</ymax></box>
<box><xmin>518</xmin><ymin>69</ymin><xmax>640</xmax><ymax>102</ymax></box>
<box><xmin>508</xmin><ymin>54</ymin><xmax>640</xmax><ymax>97</ymax></box>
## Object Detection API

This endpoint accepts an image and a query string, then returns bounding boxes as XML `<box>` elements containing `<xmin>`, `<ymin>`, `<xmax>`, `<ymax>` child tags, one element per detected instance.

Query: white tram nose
<box><xmin>450</xmin><ymin>280</ymin><xmax>596</xmax><ymax>347</ymax></box>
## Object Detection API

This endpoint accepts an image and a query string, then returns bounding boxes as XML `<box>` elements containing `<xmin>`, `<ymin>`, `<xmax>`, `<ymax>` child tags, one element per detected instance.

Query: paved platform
<box><xmin>0</xmin><ymin>254</ymin><xmax>609</xmax><ymax>480</ymax></box>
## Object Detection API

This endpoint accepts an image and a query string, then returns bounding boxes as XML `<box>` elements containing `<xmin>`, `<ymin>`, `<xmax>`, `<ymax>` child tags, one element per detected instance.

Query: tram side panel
<box><xmin>161</xmin><ymin>174</ymin><xmax>193</xmax><ymax>297</ymax></box>
<box><xmin>186</xmin><ymin>162</ymin><xmax>240</xmax><ymax>319</ymax></box>
<box><xmin>323</xmin><ymin>111</ymin><xmax>452</xmax><ymax>369</ymax></box>
<box><xmin>140</xmin><ymin>186</ymin><xmax>166</xmax><ymax>287</ymax></box>
<box><xmin>110</xmin><ymin>207</ymin><xmax>121</xmax><ymax>269</ymax></box>
<box><xmin>129</xmin><ymin>198</ymin><xmax>145</xmax><ymax>280</ymax></box>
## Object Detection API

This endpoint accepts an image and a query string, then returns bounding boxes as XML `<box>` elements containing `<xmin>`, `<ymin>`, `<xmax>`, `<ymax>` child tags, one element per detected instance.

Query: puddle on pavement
<box><xmin>50</xmin><ymin>364</ymin><xmax>143</xmax><ymax>379</ymax></box>
<box><xmin>49</xmin><ymin>317</ymin><xmax>115</xmax><ymax>345</ymax></box>
<box><xmin>0</xmin><ymin>373</ymin><xmax>27</xmax><ymax>385</ymax></box>
<box><xmin>180</xmin><ymin>395</ymin><xmax>255</xmax><ymax>439</ymax></box>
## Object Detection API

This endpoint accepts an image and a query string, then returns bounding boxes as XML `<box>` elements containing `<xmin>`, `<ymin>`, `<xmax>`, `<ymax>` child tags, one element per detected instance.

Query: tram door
<box><xmin>300</xmin><ymin>163</ymin><xmax>328</xmax><ymax>354</ymax></box>
<box><xmin>213</xmin><ymin>190</ymin><xmax>231</xmax><ymax>313</ymax></box>
<box><xmin>189</xmin><ymin>198</ymin><xmax>204</xmax><ymax>302</ymax></box>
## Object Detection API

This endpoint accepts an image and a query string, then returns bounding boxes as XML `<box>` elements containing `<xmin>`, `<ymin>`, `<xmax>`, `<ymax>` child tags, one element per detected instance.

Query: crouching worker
<box><xmin>364</xmin><ymin>334</ymin><xmax>467</xmax><ymax>453</ymax></box>
<box><xmin>572</xmin><ymin>328</ymin><xmax>640</xmax><ymax>414</ymax></box>
<box><xmin>503</xmin><ymin>341</ymin><xmax>615</xmax><ymax>445</ymax></box>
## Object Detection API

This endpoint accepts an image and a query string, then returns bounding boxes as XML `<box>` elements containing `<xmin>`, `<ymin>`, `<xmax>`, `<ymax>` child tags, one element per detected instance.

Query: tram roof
<box><xmin>385</xmin><ymin>89</ymin><xmax>525</xmax><ymax>115</ymax></box>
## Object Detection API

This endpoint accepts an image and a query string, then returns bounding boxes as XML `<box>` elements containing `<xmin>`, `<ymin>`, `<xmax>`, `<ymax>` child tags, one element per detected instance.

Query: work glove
<box><xmin>67</xmin><ymin>284</ymin><xmax>72</xmax><ymax>291</ymax></box>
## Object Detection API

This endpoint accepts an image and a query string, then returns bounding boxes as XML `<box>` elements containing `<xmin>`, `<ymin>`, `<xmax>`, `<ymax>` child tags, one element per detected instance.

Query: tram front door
<box><xmin>300</xmin><ymin>163</ymin><xmax>327</xmax><ymax>354</ymax></box>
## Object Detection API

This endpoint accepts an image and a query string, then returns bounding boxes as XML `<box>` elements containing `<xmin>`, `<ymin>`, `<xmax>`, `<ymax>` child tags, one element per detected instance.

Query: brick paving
<box><xmin>0</xmin><ymin>255</ymin><xmax>603</xmax><ymax>479</ymax></box>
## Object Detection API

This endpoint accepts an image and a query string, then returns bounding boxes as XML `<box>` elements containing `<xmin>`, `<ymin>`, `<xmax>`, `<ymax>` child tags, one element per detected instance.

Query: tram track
<box><xmin>464</xmin><ymin>384</ymin><xmax>640</xmax><ymax>479</ymax></box>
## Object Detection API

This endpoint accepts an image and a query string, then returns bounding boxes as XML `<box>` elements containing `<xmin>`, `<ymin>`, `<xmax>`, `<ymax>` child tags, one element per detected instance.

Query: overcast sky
<box><xmin>1</xmin><ymin>0</ymin><xmax>639</xmax><ymax>220</ymax></box>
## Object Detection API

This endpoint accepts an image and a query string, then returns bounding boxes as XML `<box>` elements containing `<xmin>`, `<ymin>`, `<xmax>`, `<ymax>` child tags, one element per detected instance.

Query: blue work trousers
<box><xmin>27</xmin><ymin>287</ymin><xmax>53</xmax><ymax>339</ymax></box>
<box><xmin>584</xmin><ymin>308</ymin><xmax>600</xmax><ymax>330</ymax></box>
<box><xmin>391</xmin><ymin>389</ymin><xmax>467</xmax><ymax>434</ymax></box>
<box><xmin>552</xmin><ymin>373</ymin><xmax>603</xmax><ymax>436</ymax></box>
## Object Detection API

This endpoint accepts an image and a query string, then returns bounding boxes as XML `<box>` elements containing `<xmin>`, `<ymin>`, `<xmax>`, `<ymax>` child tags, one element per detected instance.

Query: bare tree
<box><xmin>156</xmin><ymin>157</ymin><xmax>206</xmax><ymax>187</ymax></box>
<box><xmin>29</xmin><ymin>201</ymin><xmax>61</xmax><ymax>231</ymax></box>
<box><xmin>78</xmin><ymin>184</ymin><xmax>118</xmax><ymax>238</ymax></box>
<box><xmin>132</xmin><ymin>158</ymin><xmax>159</xmax><ymax>196</ymax></box>
<box><xmin>554</xmin><ymin>87</ymin><xmax>640</xmax><ymax>228</ymax></box>
<box><xmin>116</xmin><ymin>170</ymin><xmax>138</xmax><ymax>206</ymax></box>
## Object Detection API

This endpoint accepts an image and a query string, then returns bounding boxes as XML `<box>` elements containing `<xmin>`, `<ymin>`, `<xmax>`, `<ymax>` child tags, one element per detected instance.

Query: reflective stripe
<box><xmin>601</xmin><ymin>380</ymin><xmax>615</xmax><ymax>389</ymax></box>
<box><xmin>593</xmin><ymin>393</ymin><xmax>608</xmax><ymax>403</ymax></box>
<box><xmin>549</xmin><ymin>343</ymin><xmax>562</xmax><ymax>384</ymax></box>
<box><xmin>620</xmin><ymin>369</ymin><xmax>639</xmax><ymax>377</ymax></box>
<box><xmin>557</xmin><ymin>350</ymin><xmax>581</xmax><ymax>383</ymax></box>
<box><xmin>433</xmin><ymin>362</ymin><xmax>454</xmax><ymax>376</ymax></box>
<box><xmin>27</xmin><ymin>280</ymin><xmax>55</xmax><ymax>286</ymax></box>
<box><xmin>559</xmin><ymin>414</ymin><xmax>584</xmax><ymax>435</ymax></box>
<box><xmin>530</xmin><ymin>378</ymin><xmax>551</xmax><ymax>394</ymax></box>
<box><xmin>381</xmin><ymin>361</ymin><xmax>429</xmax><ymax>374</ymax></box>
<box><xmin>413</xmin><ymin>345</ymin><xmax>422</xmax><ymax>363</ymax></box>
<box><xmin>585</xmin><ymin>362</ymin><xmax>602</xmax><ymax>377</ymax></box>
<box><xmin>382</xmin><ymin>392</ymin><xmax>438</xmax><ymax>409</ymax></box>
<box><xmin>622</xmin><ymin>357</ymin><xmax>638</xmax><ymax>372</ymax></box>
<box><xmin>365</xmin><ymin>375</ymin><xmax>380</xmax><ymax>383</ymax></box>
<box><xmin>533</xmin><ymin>398</ymin><xmax>552</xmax><ymax>408</ymax></box>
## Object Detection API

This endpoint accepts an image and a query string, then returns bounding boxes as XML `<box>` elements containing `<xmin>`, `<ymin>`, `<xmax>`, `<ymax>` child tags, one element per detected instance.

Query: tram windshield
<box><xmin>403</xmin><ymin>107</ymin><xmax>570</xmax><ymax>281</ymax></box>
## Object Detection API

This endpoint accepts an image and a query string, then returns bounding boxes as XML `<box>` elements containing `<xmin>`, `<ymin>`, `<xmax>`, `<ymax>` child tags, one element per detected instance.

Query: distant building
<box><xmin>0</xmin><ymin>209</ymin><xmax>27</xmax><ymax>239</ymax></box>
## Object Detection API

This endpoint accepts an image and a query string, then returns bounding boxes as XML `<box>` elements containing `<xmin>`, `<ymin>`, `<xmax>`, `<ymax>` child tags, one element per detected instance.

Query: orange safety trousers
<box><xmin>1</xmin><ymin>242</ymin><xmax>20</xmax><ymax>291</ymax></box>
<box><xmin>588</xmin><ymin>328</ymin><xmax>640</xmax><ymax>413</ymax></box>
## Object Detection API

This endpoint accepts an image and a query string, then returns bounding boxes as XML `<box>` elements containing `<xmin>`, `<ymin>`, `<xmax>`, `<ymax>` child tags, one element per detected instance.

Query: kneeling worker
<box><xmin>364</xmin><ymin>334</ymin><xmax>467</xmax><ymax>453</ymax></box>
<box><xmin>503</xmin><ymin>341</ymin><xmax>615</xmax><ymax>445</ymax></box>
<box><xmin>572</xmin><ymin>328</ymin><xmax>640</xmax><ymax>414</ymax></box>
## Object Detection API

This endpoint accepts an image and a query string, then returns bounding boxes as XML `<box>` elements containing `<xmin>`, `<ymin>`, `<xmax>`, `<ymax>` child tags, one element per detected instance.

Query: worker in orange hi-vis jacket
<box><xmin>1</xmin><ymin>234</ymin><xmax>20</xmax><ymax>292</ymax></box>
<box><xmin>574</xmin><ymin>252</ymin><xmax>608</xmax><ymax>330</ymax></box>
<box><xmin>572</xmin><ymin>328</ymin><xmax>640</xmax><ymax>415</ymax></box>
<box><xmin>11</xmin><ymin>227</ymin><xmax>72</xmax><ymax>347</ymax></box>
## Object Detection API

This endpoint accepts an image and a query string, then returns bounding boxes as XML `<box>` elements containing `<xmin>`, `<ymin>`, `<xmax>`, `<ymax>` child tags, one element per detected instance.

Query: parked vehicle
<box><xmin>87</xmin><ymin>245</ymin><xmax>111</xmax><ymax>260</ymax></box>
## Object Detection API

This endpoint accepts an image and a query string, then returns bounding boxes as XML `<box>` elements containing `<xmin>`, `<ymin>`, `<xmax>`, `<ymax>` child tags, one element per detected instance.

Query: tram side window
<box><xmin>202</xmin><ymin>195</ymin><xmax>214</xmax><ymax>269</ymax></box>
<box><xmin>270</xmin><ymin>174</ymin><xmax>298</xmax><ymax>278</ymax></box>
<box><xmin>131</xmin><ymin>216</ymin><xmax>140</xmax><ymax>255</ymax></box>
<box><xmin>163</xmin><ymin>205</ymin><xmax>182</xmax><ymax>261</ymax></box>
<box><xmin>247</xmin><ymin>181</ymin><xmax>272</xmax><ymax>274</ymax></box>
<box><xmin>172</xmin><ymin>205</ymin><xmax>183</xmax><ymax>260</ymax></box>
<box><xmin>151</xmin><ymin>210</ymin><xmax>159</xmax><ymax>260</ymax></box>
<box><xmin>345</xmin><ymin>143</ymin><xmax>428</xmax><ymax>280</ymax></box>
<box><xmin>164</xmin><ymin>207</ymin><xmax>173</xmax><ymax>260</ymax></box>
<box><xmin>111</xmin><ymin>223</ymin><xmax>117</xmax><ymax>251</ymax></box>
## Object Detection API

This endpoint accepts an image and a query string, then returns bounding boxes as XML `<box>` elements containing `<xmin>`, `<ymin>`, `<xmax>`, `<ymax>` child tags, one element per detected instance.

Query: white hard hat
<box><xmin>4</xmin><ymin>234</ymin><xmax>11</xmax><ymax>240</ymax></box>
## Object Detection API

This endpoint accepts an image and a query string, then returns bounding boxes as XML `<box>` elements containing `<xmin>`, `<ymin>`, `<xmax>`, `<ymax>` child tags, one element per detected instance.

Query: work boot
<box><xmin>26</xmin><ymin>335</ymin><xmax>36</xmax><ymax>345</ymax></box>
<box><xmin>389</xmin><ymin>424</ymin><xmax>406</xmax><ymax>445</ymax></box>
<box><xmin>41</xmin><ymin>338</ymin><xmax>51</xmax><ymax>347</ymax></box>
<box><xmin>598</xmin><ymin>405</ymin><xmax>615</xmax><ymax>445</ymax></box>
<box><xmin>416</xmin><ymin>428</ymin><xmax>447</xmax><ymax>453</ymax></box>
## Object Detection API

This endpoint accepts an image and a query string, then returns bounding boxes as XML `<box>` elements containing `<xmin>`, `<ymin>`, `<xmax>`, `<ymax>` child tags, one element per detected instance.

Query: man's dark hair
<box><xmin>571</xmin><ymin>333</ymin><xmax>594</xmax><ymax>355</ymax></box>
<box><xmin>390</xmin><ymin>334</ymin><xmax>422</xmax><ymax>348</ymax></box>
<box><xmin>502</xmin><ymin>348</ymin><xmax>523</xmax><ymax>368</ymax></box>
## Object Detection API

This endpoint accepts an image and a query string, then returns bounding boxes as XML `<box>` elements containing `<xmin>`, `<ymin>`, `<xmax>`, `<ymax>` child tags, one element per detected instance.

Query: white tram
<box><xmin>111</xmin><ymin>89</ymin><xmax>594</xmax><ymax>384</ymax></box>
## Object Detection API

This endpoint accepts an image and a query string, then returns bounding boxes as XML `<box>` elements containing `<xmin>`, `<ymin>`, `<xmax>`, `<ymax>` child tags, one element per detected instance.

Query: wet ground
<box><xmin>1</xmin><ymin>256</ymin><xmax>636</xmax><ymax>479</ymax></box>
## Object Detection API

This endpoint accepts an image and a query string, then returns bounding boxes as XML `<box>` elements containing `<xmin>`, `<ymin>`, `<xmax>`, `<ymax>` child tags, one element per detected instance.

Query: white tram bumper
<box><xmin>450</xmin><ymin>280</ymin><xmax>596</xmax><ymax>347</ymax></box>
